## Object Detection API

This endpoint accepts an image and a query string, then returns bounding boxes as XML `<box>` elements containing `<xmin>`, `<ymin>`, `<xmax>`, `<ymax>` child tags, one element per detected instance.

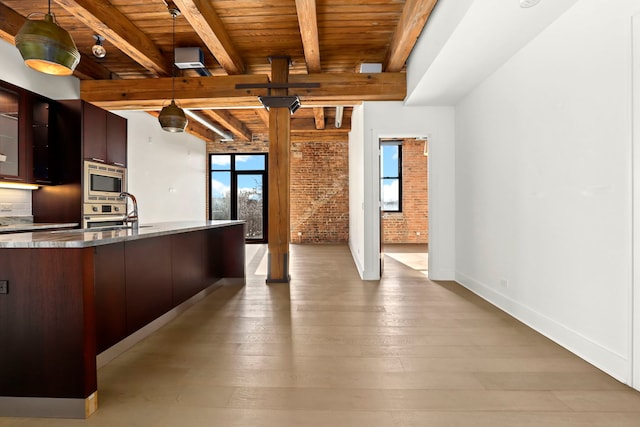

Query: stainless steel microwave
<box><xmin>83</xmin><ymin>160</ymin><xmax>126</xmax><ymax>202</ymax></box>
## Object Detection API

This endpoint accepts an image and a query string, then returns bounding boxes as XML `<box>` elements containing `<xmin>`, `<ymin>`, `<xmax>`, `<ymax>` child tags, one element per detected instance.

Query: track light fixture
<box><xmin>158</xmin><ymin>3</ymin><xmax>188</xmax><ymax>133</ymax></box>
<box><xmin>92</xmin><ymin>34</ymin><xmax>106</xmax><ymax>58</ymax></box>
<box><xmin>15</xmin><ymin>0</ymin><xmax>80</xmax><ymax>76</ymax></box>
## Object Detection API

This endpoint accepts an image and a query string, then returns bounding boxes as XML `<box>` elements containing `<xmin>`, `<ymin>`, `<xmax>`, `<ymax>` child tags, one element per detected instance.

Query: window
<box><xmin>380</xmin><ymin>141</ymin><xmax>402</xmax><ymax>212</ymax></box>
<box><xmin>210</xmin><ymin>153</ymin><xmax>267</xmax><ymax>242</ymax></box>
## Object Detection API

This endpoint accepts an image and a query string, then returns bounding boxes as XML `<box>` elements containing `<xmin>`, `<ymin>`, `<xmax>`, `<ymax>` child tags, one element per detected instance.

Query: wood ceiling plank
<box><xmin>384</xmin><ymin>0</ymin><xmax>438</xmax><ymax>72</ymax></box>
<box><xmin>295</xmin><ymin>0</ymin><xmax>321</xmax><ymax>73</ymax></box>
<box><xmin>172</xmin><ymin>0</ymin><xmax>245</xmax><ymax>75</ymax></box>
<box><xmin>53</xmin><ymin>0</ymin><xmax>171</xmax><ymax>76</ymax></box>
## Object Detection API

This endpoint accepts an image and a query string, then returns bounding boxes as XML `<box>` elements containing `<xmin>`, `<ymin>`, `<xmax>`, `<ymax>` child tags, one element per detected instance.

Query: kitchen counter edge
<box><xmin>0</xmin><ymin>220</ymin><xmax>245</xmax><ymax>248</ymax></box>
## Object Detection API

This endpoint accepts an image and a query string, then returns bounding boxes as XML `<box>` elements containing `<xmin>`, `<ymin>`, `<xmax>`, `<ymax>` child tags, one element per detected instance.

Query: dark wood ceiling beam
<box><xmin>200</xmin><ymin>109</ymin><xmax>252</xmax><ymax>142</ymax></box>
<box><xmin>80</xmin><ymin>72</ymin><xmax>405</xmax><ymax>110</ymax></box>
<box><xmin>0</xmin><ymin>2</ymin><xmax>112</xmax><ymax>80</ymax></box>
<box><xmin>313</xmin><ymin>107</ymin><xmax>325</xmax><ymax>130</ymax></box>
<box><xmin>295</xmin><ymin>0</ymin><xmax>321</xmax><ymax>73</ymax></box>
<box><xmin>384</xmin><ymin>0</ymin><xmax>438</xmax><ymax>72</ymax></box>
<box><xmin>172</xmin><ymin>0</ymin><xmax>245</xmax><ymax>75</ymax></box>
<box><xmin>53</xmin><ymin>0</ymin><xmax>171</xmax><ymax>76</ymax></box>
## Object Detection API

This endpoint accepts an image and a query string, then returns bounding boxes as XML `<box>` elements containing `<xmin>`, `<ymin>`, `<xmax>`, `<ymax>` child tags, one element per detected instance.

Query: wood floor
<box><xmin>3</xmin><ymin>244</ymin><xmax>640</xmax><ymax>426</ymax></box>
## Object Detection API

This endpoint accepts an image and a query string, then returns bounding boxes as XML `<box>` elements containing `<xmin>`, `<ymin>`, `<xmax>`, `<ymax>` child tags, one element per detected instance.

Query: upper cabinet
<box><xmin>0</xmin><ymin>85</ymin><xmax>27</xmax><ymax>182</ymax></box>
<box><xmin>29</xmin><ymin>95</ymin><xmax>56</xmax><ymax>185</ymax></box>
<box><xmin>82</xmin><ymin>101</ymin><xmax>127</xmax><ymax>167</ymax></box>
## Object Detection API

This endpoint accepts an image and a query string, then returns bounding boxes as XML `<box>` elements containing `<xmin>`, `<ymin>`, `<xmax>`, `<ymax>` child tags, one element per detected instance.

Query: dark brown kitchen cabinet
<box><xmin>0</xmin><ymin>83</ymin><xmax>27</xmax><ymax>183</ymax></box>
<box><xmin>29</xmin><ymin>95</ymin><xmax>57</xmax><ymax>184</ymax></box>
<box><xmin>82</xmin><ymin>101</ymin><xmax>127</xmax><ymax>166</ymax></box>
<box><xmin>94</xmin><ymin>243</ymin><xmax>127</xmax><ymax>354</ymax></box>
<box><xmin>171</xmin><ymin>231</ymin><xmax>207</xmax><ymax>304</ymax></box>
<box><xmin>124</xmin><ymin>236</ymin><xmax>173</xmax><ymax>334</ymax></box>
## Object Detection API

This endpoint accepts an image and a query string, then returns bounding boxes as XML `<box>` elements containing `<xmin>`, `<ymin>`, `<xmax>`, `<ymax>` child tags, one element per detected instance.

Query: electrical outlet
<box><xmin>0</xmin><ymin>280</ymin><xmax>8</xmax><ymax>294</ymax></box>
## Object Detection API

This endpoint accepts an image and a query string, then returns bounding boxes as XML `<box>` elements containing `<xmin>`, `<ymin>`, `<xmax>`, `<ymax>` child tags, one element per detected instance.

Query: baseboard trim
<box><xmin>0</xmin><ymin>392</ymin><xmax>97</xmax><ymax>419</ymax></box>
<box><xmin>455</xmin><ymin>272</ymin><xmax>630</xmax><ymax>383</ymax></box>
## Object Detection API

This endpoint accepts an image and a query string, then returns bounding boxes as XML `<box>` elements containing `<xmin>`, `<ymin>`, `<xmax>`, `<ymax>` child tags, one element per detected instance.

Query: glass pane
<box><xmin>211</xmin><ymin>171</ymin><xmax>231</xmax><ymax>219</ymax></box>
<box><xmin>235</xmin><ymin>154</ymin><xmax>265</xmax><ymax>171</ymax></box>
<box><xmin>0</xmin><ymin>87</ymin><xmax>20</xmax><ymax>177</ymax></box>
<box><xmin>382</xmin><ymin>178</ymin><xmax>399</xmax><ymax>211</ymax></box>
<box><xmin>237</xmin><ymin>174</ymin><xmax>263</xmax><ymax>239</ymax></box>
<box><xmin>381</xmin><ymin>144</ymin><xmax>399</xmax><ymax>178</ymax></box>
<box><xmin>211</xmin><ymin>154</ymin><xmax>231</xmax><ymax>170</ymax></box>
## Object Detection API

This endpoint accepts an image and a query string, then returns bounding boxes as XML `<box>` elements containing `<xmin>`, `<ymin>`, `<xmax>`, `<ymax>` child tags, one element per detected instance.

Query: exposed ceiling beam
<box><xmin>255</xmin><ymin>107</ymin><xmax>269</xmax><ymax>126</ymax></box>
<box><xmin>0</xmin><ymin>2</ymin><xmax>113</xmax><ymax>80</ymax></box>
<box><xmin>384</xmin><ymin>0</ymin><xmax>438</xmax><ymax>72</ymax></box>
<box><xmin>172</xmin><ymin>0</ymin><xmax>245</xmax><ymax>75</ymax></box>
<box><xmin>295</xmin><ymin>0</ymin><xmax>321</xmax><ymax>73</ymax></box>
<box><xmin>80</xmin><ymin>73</ymin><xmax>406</xmax><ymax>110</ymax></box>
<box><xmin>53</xmin><ymin>0</ymin><xmax>171</xmax><ymax>76</ymax></box>
<box><xmin>200</xmin><ymin>109</ymin><xmax>252</xmax><ymax>142</ymax></box>
<box><xmin>313</xmin><ymin>107</ymin><xmax>325</xmax><ymax>130</ymax></box>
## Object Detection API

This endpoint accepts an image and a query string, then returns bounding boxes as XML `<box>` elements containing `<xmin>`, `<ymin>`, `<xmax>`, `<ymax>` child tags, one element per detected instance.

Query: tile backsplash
<box><xmin>0</xmin><ymin>188</ymin><xmax>32</xmax><ymax>217</ymax></box>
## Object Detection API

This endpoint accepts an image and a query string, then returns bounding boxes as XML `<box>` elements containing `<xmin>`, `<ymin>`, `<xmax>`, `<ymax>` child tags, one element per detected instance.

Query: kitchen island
<box><xmin>0</xmin><ymin>220</ymin><xmax>245</xmax><ymax>419</ymax></box>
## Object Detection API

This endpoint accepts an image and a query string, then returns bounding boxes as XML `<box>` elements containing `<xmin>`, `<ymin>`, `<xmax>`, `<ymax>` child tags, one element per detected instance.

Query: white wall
<box><xmin>348</xmin><ymin>101</ymin><xmax>455</xmax><ymax>280</ymax></box>
<box><xmin>117</xmin><ymin>111</ymin><xmax>206</xmax><ymax>223</ymax></box>
<box><xmin>455</xmin><ymin>0</ymin><xmax>640</xmax><ymax>384</ymax></box>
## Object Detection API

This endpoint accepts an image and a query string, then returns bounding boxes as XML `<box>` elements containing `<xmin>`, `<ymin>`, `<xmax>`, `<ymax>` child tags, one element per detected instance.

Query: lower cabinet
<box><xmin>124</xmin><ymin>236</ymin><xmax>173</xmax><ymax>334</ymax></box>
<box><xmin>94</xmin><ymin>243</ymin><xmax>126</xmax><ymax>354</ymax></box>
<box><xmin>93</xmin><ymin>225</ymin><xmax>245</xmax><ymax>353</ymax></box>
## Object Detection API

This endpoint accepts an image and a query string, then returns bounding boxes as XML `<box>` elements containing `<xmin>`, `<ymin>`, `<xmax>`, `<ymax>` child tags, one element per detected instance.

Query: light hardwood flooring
<box><xmin>3</xmin><ymin>243</ymin><xmax>640</xmax><ymax>426</ymax></box>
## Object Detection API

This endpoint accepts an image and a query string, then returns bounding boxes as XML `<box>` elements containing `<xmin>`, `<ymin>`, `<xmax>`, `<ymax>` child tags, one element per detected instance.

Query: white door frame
<box><xmin>631</xmin><ymin>13</ymin><xmax>640</xmax><ymax>390</ymax></box>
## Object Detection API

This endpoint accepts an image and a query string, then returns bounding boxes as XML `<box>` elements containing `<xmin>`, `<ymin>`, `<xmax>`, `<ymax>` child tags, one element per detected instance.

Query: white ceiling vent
<box><xmin>174</xmin><ymin>47</ymin><xmax>205</xmax><ymax>69</ymax></box>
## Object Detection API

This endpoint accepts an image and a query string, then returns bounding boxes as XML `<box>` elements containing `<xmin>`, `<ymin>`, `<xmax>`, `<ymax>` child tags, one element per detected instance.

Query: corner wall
<box><xmin>454</xmin><ymin>0</ymin><xmax>639</xmax><ymax>383</ymax></box>
<box><xmin>349</xmin><ymin>101</ymin><xmax>455</xmax><ymax>280</ymax></box>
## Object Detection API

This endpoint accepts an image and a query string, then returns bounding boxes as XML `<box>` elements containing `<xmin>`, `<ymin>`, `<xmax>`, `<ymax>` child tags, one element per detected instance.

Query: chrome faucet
<box><xmin>119</xmin><ymin>192</ymin><xmax>139</xmax><ymax>229</ymax></box>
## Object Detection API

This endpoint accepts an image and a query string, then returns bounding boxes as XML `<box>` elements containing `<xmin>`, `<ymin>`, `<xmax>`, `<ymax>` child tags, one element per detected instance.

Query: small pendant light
<box><xmin>158</xmin><ymin>3</ymin><xmax>188</xmax><ymax>132</ymax></box>
<box><xmin>15</xmin><ymin>0</ymin><xmax>80</xmax><ymax>76</ymax></box>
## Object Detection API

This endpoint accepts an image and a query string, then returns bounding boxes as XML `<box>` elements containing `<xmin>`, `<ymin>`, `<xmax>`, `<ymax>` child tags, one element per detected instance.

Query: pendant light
<box><xmin>158</xmin><ymin>4</ymin><xmax>188</xmax><ymax>133</ymax></box>
<box><xmin>15</xmin><ymin>0</ymin><xmax>80</xmax><ymax>76</ymax></box>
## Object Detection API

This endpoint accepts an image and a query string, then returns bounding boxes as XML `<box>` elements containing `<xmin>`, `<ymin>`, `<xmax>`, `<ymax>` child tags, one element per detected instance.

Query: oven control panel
<box><xmin>83</xmin><ymin>202</ymin><xmax>126</xmax><ymax>216</ymax></box>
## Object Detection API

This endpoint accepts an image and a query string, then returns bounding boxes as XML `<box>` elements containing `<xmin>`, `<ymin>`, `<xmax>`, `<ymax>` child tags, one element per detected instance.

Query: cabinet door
<box><xmin>94</xmin><ymin>243</ymin><xmax>127</xmax><ymax>353</ymax></box>
<box><xmin>125</xmin><ymin>236</ymin><xmax>173</xmax><ymax>334</ymax></box>
<box><xmin>106</xmin><ymin>112</ymin><xmax>127</xmax><ymax>167</ymax></box>
<box><xmin>30</xmin><ymin>96</ymin><xmax>58</xmax><ymax>184</ymax></box>
<box><xmin>0</xmin><ymin>86</ymin><xmax>26</xmax><ymax>182</ymax></box>
<box><xmin>82</xmin><ymin>101</ymin><xmax>107</xmax><ymax>163</ymax></box>
<box><xmin>171</xmin><ymin>231</ymin><xmax>206</xmax><ymax>304</ymax></box>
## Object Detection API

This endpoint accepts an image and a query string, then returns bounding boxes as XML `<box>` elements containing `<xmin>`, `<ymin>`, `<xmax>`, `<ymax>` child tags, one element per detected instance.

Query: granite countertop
<box><xmin>0</xmin><ymin>220</ymin><xmax>245</xmax><ymax>248</ymax></box>
<box><xmin>0</xmin><ymin>223</ymin><xmax>79</xmax><ymax>233</ymax></box>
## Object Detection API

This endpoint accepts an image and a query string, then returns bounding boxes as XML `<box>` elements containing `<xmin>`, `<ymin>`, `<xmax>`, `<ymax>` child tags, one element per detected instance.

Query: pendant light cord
<box><xmin>171</xmin><ymin>10</ymin><xmax>176</xmax><ymax>102</ymax></box>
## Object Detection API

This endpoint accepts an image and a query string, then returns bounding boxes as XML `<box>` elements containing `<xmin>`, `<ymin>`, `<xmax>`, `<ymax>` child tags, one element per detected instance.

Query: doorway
<box><xmin>379</xmin><ymin>137</ymin><xmax>429</xmax><ymax>277</ymax></box>
<box><xmin>209</xmin><ymin>153</ymin><xmax>268</xmax><ymax>243</ymax></box>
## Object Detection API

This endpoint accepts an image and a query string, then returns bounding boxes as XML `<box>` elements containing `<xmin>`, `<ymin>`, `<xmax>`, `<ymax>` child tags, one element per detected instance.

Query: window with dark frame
<box><xmin>380</xmin><ymin>141</ymin><xmax>402</xmax><ymax>212</ymax></box>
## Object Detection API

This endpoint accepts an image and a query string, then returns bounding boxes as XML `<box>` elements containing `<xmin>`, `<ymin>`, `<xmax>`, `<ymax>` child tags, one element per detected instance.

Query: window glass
<box><xmin>235</xmin><ymin>155</ymin><xmax>265</xmax><ymax>171</ymax></box>
<box><xmin>211</xmin><ymin>154</ymin><xmax>231</xmax><ymax>170</ymax></box>
<box><xmin>380</xmin><ymin>142</ymin><xmax>401</xmax><ymax>212</ymax></box>
<box><xmin>211</xmin><ymin>171</ymin><xmax>231</xmax><ymax>219</ymax></box>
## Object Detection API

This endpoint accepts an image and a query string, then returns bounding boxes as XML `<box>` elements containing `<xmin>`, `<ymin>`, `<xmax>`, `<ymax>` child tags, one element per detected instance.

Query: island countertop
<box><xmin>0</xmin><ymin>220</ymin><xmax>245</xmax><ymax>248</ymax></box>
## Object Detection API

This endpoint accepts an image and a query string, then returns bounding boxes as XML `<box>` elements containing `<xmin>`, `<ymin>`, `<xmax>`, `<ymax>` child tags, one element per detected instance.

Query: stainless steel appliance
<box><xmin>83</xmin><ymin>160</ymin><xmax>127</xmax><ymax>228</ymax></box>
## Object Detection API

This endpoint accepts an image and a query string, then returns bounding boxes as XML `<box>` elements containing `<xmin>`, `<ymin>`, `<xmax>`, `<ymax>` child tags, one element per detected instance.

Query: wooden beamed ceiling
<box><xmin>0</xmin><ymin>0</ymin><xmax>438</xmax><ymax>143</ymax></box>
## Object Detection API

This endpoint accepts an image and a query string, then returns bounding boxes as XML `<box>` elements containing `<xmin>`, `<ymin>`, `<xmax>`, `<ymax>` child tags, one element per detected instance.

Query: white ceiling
<box><xmin>404</xmin><ymin>0</ymin><xmax>580</xmax><ymax>106</ymax></box>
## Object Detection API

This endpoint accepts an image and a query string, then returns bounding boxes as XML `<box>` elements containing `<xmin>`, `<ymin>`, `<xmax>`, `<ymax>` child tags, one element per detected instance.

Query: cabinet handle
<box><xmin>0</xmin><ymin>177</ymin><xmax>23</xmax><ymax>181</ymax></box>
<box><xmin>91</xmin><ymin>158</ymin><xmax>105</xmax><ymax>163</ymax></box>
<box><xmin>113</xmin><ymin>162</ymin><xmax>125</xmax><ymax>167</ymax></box>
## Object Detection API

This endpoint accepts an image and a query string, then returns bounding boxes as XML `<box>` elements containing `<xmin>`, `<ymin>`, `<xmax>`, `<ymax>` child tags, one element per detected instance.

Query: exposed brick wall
<box><xmin>206</xmin><ymin>134</ymin><xmax>349</xmax><ymax>244</ymax></box>
<box><xmin>290</xmin><ymin>139</ymin><xmax>349</xmax><ymax>243</ymax></box>
<box><xmin>383</xmin><ymin>138</ymin><xmax>428</xmax><ymax>244</ymax></box>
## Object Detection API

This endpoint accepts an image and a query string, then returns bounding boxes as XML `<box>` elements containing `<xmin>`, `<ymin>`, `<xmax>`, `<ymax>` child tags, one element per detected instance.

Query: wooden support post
<box><xmin>267</xmin><ymin>57</ymin><xmax>291</xmax><ymax>283</ymax></box>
